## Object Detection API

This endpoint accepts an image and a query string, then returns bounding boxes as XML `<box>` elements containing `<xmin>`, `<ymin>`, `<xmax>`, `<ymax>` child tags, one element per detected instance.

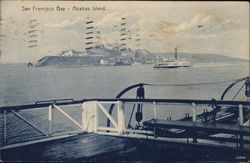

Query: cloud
<box><xmin>148</xmin><ymin>14</ymin><xmax>239</xmax><ymax>42</ymax></box>
<box><xmin>27</xmin><ymin>12</ymin><xmax>248</xmax><ymax>60</ymax></box>
<box><xmin>150</xmin><ymin>21</ymin><xmax>178</xmax><ymax>40</ymax></box>
<box><xmin>44</xmin><ymin>17</ymin><xmax>85</xmax><ymax>30</ymax></box>
<box><xmin>176</xmin><ymin>14</ymin><xmax>237</xmax><ymax>34</ymax></box>
<box><xmin>44</xmin><ymin>11</ymin><xmax>144</xmax><ymax>31</ymax></box>
<box><xmin>95</xmin><ymin>12</ymin><xmax>120</xmax><ymax>27</ymax></box>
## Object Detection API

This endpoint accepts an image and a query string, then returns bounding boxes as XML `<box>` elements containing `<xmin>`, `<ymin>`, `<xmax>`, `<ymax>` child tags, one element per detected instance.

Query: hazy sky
<box><xmin>0</xmin><ymin>1</ymin><xmax>249</xmax><ymax>63</ymax></box>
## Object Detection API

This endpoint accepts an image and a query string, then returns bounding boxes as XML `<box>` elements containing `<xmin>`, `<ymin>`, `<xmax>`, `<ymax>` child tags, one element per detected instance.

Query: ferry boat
<box><xmin>154</xmin><ymin>48</ymin><xmax>192</xmax><ymax>68</ymax></box>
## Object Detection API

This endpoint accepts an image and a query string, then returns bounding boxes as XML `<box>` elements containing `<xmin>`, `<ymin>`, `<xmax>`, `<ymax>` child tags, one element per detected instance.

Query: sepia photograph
<box><xmin>0</xmin><ymin>1</ymin><xmax>249</xmax><ymax>162</ymax></box>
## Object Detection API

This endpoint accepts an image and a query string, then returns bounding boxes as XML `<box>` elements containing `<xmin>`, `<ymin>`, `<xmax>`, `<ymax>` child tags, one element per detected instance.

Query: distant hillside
<box><xmin>35</xmin><ymin>43</ymin><xmax>248</xmax><ymax>67</ymax></box>
<box><xmin>154</xmin><ymin>52</ymin><xmax>248</xmax><ymax>63</ymax></box>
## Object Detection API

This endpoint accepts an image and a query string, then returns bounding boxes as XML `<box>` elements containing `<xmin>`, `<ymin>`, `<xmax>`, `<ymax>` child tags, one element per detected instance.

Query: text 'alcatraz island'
<box><xmin>22</xmin><ymin>6</ymin><xmax>106</xmax><ymax>12</ymax></box>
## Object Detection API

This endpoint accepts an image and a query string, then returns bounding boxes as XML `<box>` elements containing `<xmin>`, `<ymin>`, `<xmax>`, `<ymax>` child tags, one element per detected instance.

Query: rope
<box><xmin>232</xmin><ymin>83</ymin><xmax>245</xmax><ymax>100</ymax></box>
<box><xmin>143</xmin><ymin>77</ymin><xmax>247</xmax><ymax>87</ymax></box>
<box><xmin>127</xmin><ymin>103</ymin><xmax>136</xmax><ymax>129</ymax></box>
<box><xmin>220</xmin><ymin>77</ymin><xmax>248</xmax><ymax>100</ymax></box>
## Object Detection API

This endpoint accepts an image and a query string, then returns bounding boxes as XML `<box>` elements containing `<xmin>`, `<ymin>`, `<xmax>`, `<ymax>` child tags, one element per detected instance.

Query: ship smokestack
<box><xmin>175</xmin><ymin>48</ymin><xmax>177</xmax><ymax>59</ymax></box>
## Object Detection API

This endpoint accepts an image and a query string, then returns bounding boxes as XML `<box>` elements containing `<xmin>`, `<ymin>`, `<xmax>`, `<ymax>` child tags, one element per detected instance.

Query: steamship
<box><xmin>154</xmin><ymin>48</ymin><xmax>192</xmax><ymax>68</ymax></box>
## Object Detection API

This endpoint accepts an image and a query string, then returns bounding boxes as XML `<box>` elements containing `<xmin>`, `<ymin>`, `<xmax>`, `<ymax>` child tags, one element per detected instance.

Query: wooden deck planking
<box><xmin>1</xmin><ymin>133</ymin><xmax>134</xmax><ymax>161</ymax></box>
<box><xmin>1</xmin><ymin>133</ymin><xmax>250</xmax><ymax>161</ymax></box>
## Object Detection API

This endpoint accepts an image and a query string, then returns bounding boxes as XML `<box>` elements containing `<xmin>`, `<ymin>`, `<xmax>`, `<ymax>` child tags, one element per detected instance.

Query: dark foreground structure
<box><xmin>1</xmin><ymin>133</ymin><xmax>250</xmax><ymax>162</ymax></box>
<box><xmin>0</xmin><ymin>98</ymin><xmax>250</xmax><ymax>162</ymax></box>
<box><xmin>1</xmin><ymin>78</ymin><xmax>250</xmax><ymax>161</ymax></box>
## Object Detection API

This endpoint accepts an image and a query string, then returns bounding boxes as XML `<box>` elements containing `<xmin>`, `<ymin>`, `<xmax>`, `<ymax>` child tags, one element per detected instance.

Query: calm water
<box><xmin>0</xmin><ymin>61</ymin><xmax>249</xmax><ymax>148</ymax></box>
<box><xmin>0</xmin><ymin>62</ymin><xmax>249</xmax><ymax>106</ymax></box>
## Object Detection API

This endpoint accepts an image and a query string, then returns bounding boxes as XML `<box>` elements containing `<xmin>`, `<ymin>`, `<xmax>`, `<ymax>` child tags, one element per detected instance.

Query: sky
<box><xmin>0</xmin><ymin>1</ymin><xmax>249</xmax><ymax>63</ymax></box>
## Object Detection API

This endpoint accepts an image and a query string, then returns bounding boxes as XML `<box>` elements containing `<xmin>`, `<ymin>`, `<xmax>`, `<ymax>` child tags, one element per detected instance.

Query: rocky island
<box><xmin>35</xmin><ymin>43</ymin><xmax>154</xmax><ymax>67</ymax></box>
<box><xmin>34</xmin><ymin>43</ymin><xmax>247</xmax><ymax>67</ymax></box>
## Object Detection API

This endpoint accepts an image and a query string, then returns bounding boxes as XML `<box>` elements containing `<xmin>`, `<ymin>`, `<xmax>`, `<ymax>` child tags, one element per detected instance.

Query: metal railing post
<box><xmin>118</xmin><ymin>101</ymin><xmax>125</xmax><ymax>135</ymax></box>
<box><xmin>238</xmin><ymin>104</ymin><xmax>244</xmax><ymax>148</ymax></box>
<box><xmin>192</xmin><ymin>102</ymin><xmax>197</xmax><ymax>143</ymax></box>
<box><xmin>95</xmin><ymin>102</ymin><xmax>98</xmax><ymax>133</ymax></box>
<box><xmin>48</xmin><ymin>105</ymin><xmax>52</xmax><ymax>136</ymax></box>
<box><xmin>82</xmin><ymin>101</ymin><xmax>97</xmax><ymax>132</ymax></box>
<box><xmin>239</xmin><ymin>104</ymin><xmax>243</xmax><ymax>126</ymax></box>
<box><xmin>249</xmin><ymin>107</ymin><xmax>250</xmax><ymax>127</ymax></box>
<box><xmin>153</xmin><ymin>101</ymin><xmax>157</xmax><ymax>119</ymax></box>
<box><xmin>248</xmin><ymin>97</ymin><xmax>250</xmax><ymax>126</ymax></box>
<box><xmin>3</xmin><ymin>109</ymin><xmax>7</xmax><ymax>143</ymax></box>
<box><xmin>82</xmin><ymin>103</ymin><xmax>85</xmax><ymax>131</ymax></box>
<box><xmin>192</xmin><ymin>102</ymin><xmax>197</xmax><ymax>122</ymax></box>
<box><xmin>154</xmin><ymin>126</ymin><xmax>157</xmax><ymax>138</ymax></box>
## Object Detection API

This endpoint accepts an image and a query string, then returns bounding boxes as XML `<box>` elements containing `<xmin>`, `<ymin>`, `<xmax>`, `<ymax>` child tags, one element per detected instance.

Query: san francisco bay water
<box><xmin>0</xmin><ymin>62</ymin><xmax>249</xmax><ymax>106</ymax></box>
<box><xmin>0</xmin><ymin>61</ymin><xmax>249</xmax><ymax>149</ymax></box>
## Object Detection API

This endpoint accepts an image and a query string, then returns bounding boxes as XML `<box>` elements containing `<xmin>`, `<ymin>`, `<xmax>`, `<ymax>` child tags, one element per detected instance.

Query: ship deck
<box><xmin>1</xmin><ymin>98</ymin><xmax>250</xmax><ymax>161</ymax></box>
<box><xmin>1</xmin><ymin>133</ymin><xmax>250</xmax><ymax>162</ymax></box>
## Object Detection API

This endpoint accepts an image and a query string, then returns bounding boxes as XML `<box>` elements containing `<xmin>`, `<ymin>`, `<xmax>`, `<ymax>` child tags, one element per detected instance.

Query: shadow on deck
<box><xmin>1</xmin><ymin>133</ymin><xmax>250</xmax><ymax>162</ymax></box>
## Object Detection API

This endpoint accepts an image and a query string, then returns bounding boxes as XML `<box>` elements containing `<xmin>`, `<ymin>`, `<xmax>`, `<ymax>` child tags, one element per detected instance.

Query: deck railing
<box><xmin>0</xmin><ymin>98</ymin><xmax>249</xmax><ymax>150</ymax></box>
